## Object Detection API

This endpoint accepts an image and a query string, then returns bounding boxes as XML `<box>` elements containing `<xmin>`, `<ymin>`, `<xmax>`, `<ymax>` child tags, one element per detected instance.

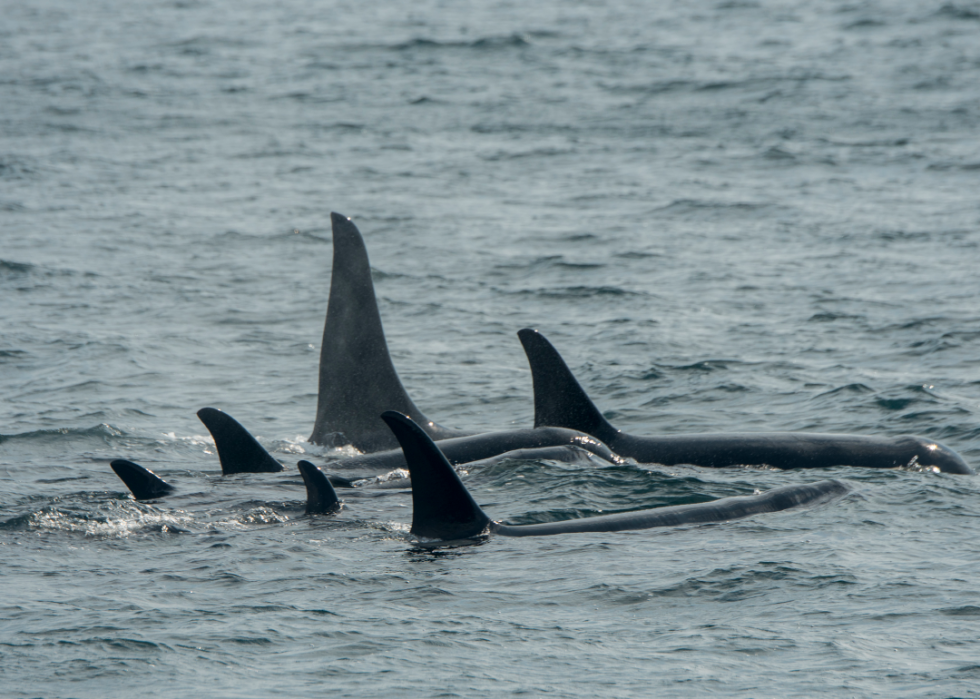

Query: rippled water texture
<box><xmin>2</xmin><ymin>1</ymin><xmax>980</xmax><ymax>697</ymax></box>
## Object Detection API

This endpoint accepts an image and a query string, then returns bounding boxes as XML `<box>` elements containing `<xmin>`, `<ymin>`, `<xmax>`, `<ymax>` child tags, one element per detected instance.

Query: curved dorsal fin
<box><xmin>197</xmin><ymin>408</ymin><xmax>284</xmax><ymax>475</ymax></box>
<box><xmin>381</xmin><ymin>411</ymin><xmax>490</xmax><ymax>541</ymax></box>
<box><xmin>310</xmin><ymin>213</ymin><xmax>469</xmax><ymax>452</ymax></box>
<box><xmin>517</xmin><ymin>328</ymin><xmax>620</xmax><ymax>444</ymax></box>
<box><xmin>297</xmin><ymin>460</ymin><xmax>342</xmax><ymax>514</ymax></box>
<box><xmin>110</xmin><ymin>459</ymin><xmax>176</xmax><ymax>500</ymax></box>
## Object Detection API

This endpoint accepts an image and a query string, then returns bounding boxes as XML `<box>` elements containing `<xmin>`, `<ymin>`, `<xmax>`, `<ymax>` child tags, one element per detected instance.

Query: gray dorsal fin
<box><xmin>197</xmin><ymin>407</ymin><xmax>284</xmax><ymax>475</ymax></box>
<box><xmin>110</xmin><ymin>459</ymin><xmax>176</xmax><ymax>500</ymax></box>
<box><xmin>380</xmin><ymin>411</ymin><xmax>491</xmax><ymax>541</ymax></box>
<box><xmin>517</xmin><ymin>328</ymin><xmax>620</xmax><ymax>444</ymax></box>
<box><xmin>309</xmin><ymin>213</ymin><xmax>468</xmax><ymax>452</ymax></box>
<box><xmin>297</xmin><ymin>460</ymin><xmax>342</xmax><ymax>514</ymax></box>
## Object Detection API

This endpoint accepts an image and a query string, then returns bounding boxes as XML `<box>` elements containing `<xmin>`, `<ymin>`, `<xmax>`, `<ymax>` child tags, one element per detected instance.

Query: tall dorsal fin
<box><xmin>297</xmin><ymin>460</ymin><xmax>342</xmax><ymax>514</ymax></box>
<box><xmin>380</xmin><ymin>411</ymin><xmax>490</xmax><ymax>541</ymax></box>
<box><xmin>309</xmin><ymin>213</ymin><xmax>469</xmax><ymax>452</ymax></box>
<box><xmin>110</xmin><ymin>459</ymin><xmax>176</xmax><ymax>500</ymax></box>
<box><xmin>517</xmin><ymin>328</ymin><xmax>621</xmax><ymax>445</ymax></box>
<box><xmin>197</xmin><ymin>408</ymin><xmax>284</xmax><ymax>475</ymax></box>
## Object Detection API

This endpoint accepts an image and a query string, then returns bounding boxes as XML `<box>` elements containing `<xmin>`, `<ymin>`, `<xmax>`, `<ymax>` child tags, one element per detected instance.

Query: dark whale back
<box><xmin>518</xmin><ymin>328</ymin><xmax>973</xmax><ymax>474</ymax></box>
<box><xmin>309</xmin><ymin>213</ymin><xmax>472</xmax><ymax>452</ymax></box>
<box><xmin>491</xmin><ymin>479</ymin><xmax>850</xmax><ymax>537</ymax></box>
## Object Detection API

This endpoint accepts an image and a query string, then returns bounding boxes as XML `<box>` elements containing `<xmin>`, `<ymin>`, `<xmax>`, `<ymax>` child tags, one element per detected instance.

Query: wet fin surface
<box><xmin>197</xmin><ymin>407</ymin><xmax>284</xmax><ymax>475</ymax></box>
<box><xmin>518</xmin><ymin>327</ymin><xmax>620</xmax><ymax>444</ymax></box>
<box><xmin>309</xmin><ymin>212</ymin><xmax>470</xmax><ymax>452</ymax></box>
<box><xmin>110</xmin><ymin>459</ymin><xmax>176</xmax><ymax>500</ymax></box>
<box><xmin>297</xmin><ymin>460</ymin><xmax>342</xmax><ymax>515</ymax></box>
<box><xmin>381</xmin><ymin>411</ymin><xmax>491</xmax><ymax>541</ymax></box>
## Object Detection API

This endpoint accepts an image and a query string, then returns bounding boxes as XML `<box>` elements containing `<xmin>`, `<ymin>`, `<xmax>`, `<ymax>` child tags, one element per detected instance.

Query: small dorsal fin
<box><xmin>297</xmin><ymin>460</ymin><xmax>342</xmax><ymax>514</ymax></box>
<box><xmin>309</xmin><ymin>213</ymin><xmax>470</xmax><ymax>452</ymax></box>
<box><xmin>197</xmin><ymin>408</ymin><xmax>284</xmax><ymax>475</ymax></box>
<box><xmin>517</xmin><ymin>328</ymin><xmax>620</xmax><ymax>444</ymax></box>
<box><xmin>110</xmin><ymin>459</ymin><xmax>176</xmax><ymax>500</ymax></box>
<box><xmin>380</xmin><ymin>411</ymin><xmax>490</xmax><ymax>541</ymax></box>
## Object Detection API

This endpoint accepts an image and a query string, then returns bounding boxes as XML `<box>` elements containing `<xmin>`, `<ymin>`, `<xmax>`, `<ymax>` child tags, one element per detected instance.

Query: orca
<box><xmin>517</xmin><ymin>328</ymin><xmax>973</xmax><ymax>475</ymax></box>
<box><xmin>381</xmin><ymin>411</ymin><xmax>850</xmax><ymax>542</ymax></box>
<box><xmin>309</xmin><ymin>212</ymin><xmax>474</xmax><ymax>452</ymax></box>
<box><xmin>198</xmin><ymin>405</ymin><xmax>622</xmax><ymax>485</ymax></box>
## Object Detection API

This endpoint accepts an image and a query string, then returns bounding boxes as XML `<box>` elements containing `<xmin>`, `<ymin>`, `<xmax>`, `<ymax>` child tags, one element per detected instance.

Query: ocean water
<box><xmin>2</xmin><ymin>0</ymin><xmax>980</xmax><ymax>696</ymax></box>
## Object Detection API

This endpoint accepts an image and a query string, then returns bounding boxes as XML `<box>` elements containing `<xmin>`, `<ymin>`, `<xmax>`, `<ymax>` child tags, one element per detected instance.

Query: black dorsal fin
<box><xmin>110</xmin><ymin>459</ymin><xmax>176</xmax><ymax>500</ymax></box>
<box><xmin>197</xmin><ymin>408</ymin><xmax>284</xmax><ymax>475</ymax></box>
<box><xmin>309</xmin><ymin>213</ymin><xmax>469</xmax><ymax>452</ymax></box>
<box><xmin>380</xmin><ymin>411</ymin><xmax>490</xmax><ymax>541</ymax></box>
<box><xmin>297</xmin><ymin>460</ymin><xmax>342</xmax><ymax>514</ymax></box>
<box><xmin>517</xmin><ymin>328</ymin><xmax>620</xmax><ymax>444</ymax></box>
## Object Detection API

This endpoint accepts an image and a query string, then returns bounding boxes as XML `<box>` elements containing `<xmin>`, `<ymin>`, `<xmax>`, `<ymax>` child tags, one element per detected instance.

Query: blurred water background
<box><xmin>2</xmin><ymin>1</ymin><xmax>980</xmax><ymax>696</ymax></box>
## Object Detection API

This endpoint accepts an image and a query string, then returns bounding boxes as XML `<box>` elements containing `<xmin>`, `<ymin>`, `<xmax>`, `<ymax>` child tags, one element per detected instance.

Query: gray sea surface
<box><xmin>2</xmin><ymin>0</ymin><xmax>980</xmax><ymax>697</ymax></box>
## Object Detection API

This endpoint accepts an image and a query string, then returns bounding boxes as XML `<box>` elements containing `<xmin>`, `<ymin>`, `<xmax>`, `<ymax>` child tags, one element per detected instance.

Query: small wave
<box><xmin>940</xmin><ymin>605</ymin><xmax>980</xmax><ymax>617</ymax></box>
<box><xmin>506</xmin><ymin>285</ymin><xmax>641</xmax><ymax>300</ymax></box>
<box><xmin>927</xmin><ymin>161</ymin><xmax>980</xmax><ymax>172</ymax></box>
<box><xmin>874</xmin><ymin>229</ymin><xmax>931</xmax><ymax>242</ymax></box>
<box><xmin>0</xmin><ymin>423</ymin><xmax>126</xmax><ymax>446</ymax></box>
<box><xmin>0</xmin><ymin>259</ymin><xmax>92</xmax><ymax>284</ymax></box>
<box><xmin>0</xmin><ymin>259</ymin><xmax>35</xmax><ymax>275</ymax></box>
<box><xmin>216</xmin><ymin>505</ymin><xmax>292</xmax><ymax>527</ymax></box>
<box><xmin>269</xmin><ymin>436</ymin><xmax>309</xmax><ymax>456</ymax></box>
<box><xmin>649</xmin><ymin>198</ymin><xmax>776</xmax><ymax>220</ymax></box>
<box><xmin>672</xmin><ymin>360</ymin><xmax>733</xmax><ymax>373</ymax></box>
<box><xmin>3</xmin><ymin>500</ymin><xmax>193</xmax><ymax>537</ymax></box>
<box><xmin>0</xmin><ymin>348</ymin><xmax>29</xmax><ymax>359</ymax></box>
<box><xmin>843</xmin><ymin>18</ymin><xmax>886</xmax><ymax>30</ymax></box>
<box><xmin>391</xmin><ymin>33</ymin><xmax>531</xmax><ymax>53</ymax></box>
<box><xmin>352</xmin><ymin>468</ymin><xmax>410</xmax><ymax>488</ymax></box>
<box><xmin>934</xmin><ymin>3</ymin><xmax>980</xmax><ymax>20</ymax></box>
<box><xmin>479</xmin><ymin>146</ymin><xmax>574</xmax><ymax>162</ymax></box>
<box><xmin>815</xmin><ymin>383</ymin><xmax>875</xmax><ymax>398</ymax></box>
<box><xmin>0</xmin><ymin>157</ymin><xmax>38</xmax><ymax>179</ymax></box>
<box><xmin>807</xmin><ymin>312</ymin><xmax>865</xmax><ymax>323</ymax></box>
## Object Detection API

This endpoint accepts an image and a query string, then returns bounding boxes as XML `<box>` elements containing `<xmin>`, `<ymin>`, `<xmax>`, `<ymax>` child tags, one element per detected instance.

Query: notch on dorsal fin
<box><xmin>517</xmin><ymin>328</ymin><xmax>621</xmax><ymax>445</ymax></box>
<box><xmin>297</xmin><ymin>460</ymin><xmax>342</xmax><ymax>514</ymax></box>
<box><xmin>197</xmin><ymin>407</ymin><xmax>284</xmax><ymax>475</ymax></box>
<box><xmin>309</xmin><ymin>213</ymin><xmax>471</xmax><ymax>452</ymax></box>
<box><xmin>110</xmin><ymin>459</ymin><xmax>176</xmax><ymax>500</ymax></box>
<box><xmin>380</xmin><ymin>411</ymin><xmax>490</xmax><ymax>541</ymax></box>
